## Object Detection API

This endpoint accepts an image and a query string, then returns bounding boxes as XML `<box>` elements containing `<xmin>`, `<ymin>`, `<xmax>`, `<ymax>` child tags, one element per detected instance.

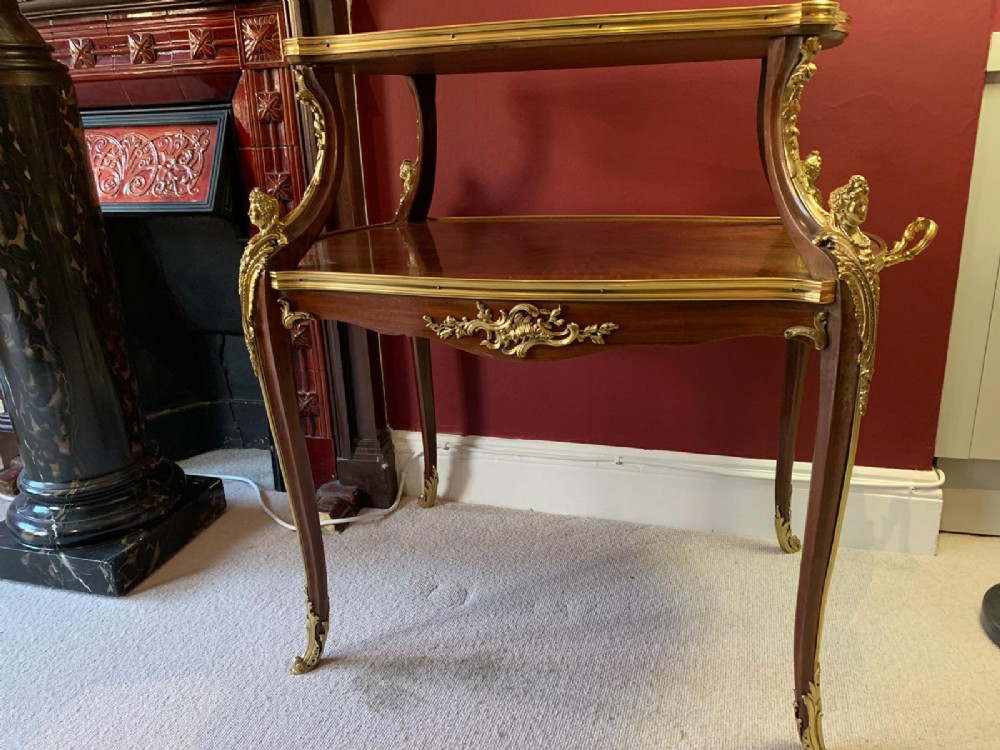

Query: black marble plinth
<box><xmin>0</xmin><ymin>476</ymin><xmax>225</xmax><ymax>596</ymax></box>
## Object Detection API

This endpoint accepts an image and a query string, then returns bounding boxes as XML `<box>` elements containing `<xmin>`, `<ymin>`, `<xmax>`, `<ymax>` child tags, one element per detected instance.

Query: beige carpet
<box><xmin>1</xmin><ymin>448</ymin><xmax>998</xmax><ymax>750</ymax></box>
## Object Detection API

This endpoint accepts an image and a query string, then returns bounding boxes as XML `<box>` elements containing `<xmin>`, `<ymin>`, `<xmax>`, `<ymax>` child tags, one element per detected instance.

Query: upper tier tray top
<box><xmin>271</xmin><ymin>217</ymin><xmax>838</xmax><ymax>304</ymax></box>
<box><xmin>284</xmin><ymin>1</ymin><xmax>849</xmax><ymax>74</ymax></box>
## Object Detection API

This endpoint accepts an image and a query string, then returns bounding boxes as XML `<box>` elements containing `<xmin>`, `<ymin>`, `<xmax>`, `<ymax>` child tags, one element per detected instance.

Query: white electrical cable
<box><xmin>200</xmin><ymin>451</ymin><xmax>423</xmax><ymax>532</ymax></box>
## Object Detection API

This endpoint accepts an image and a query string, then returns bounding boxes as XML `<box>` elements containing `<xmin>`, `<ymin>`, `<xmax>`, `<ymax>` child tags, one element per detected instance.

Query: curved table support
<box><xmin>238</xmin><ymin>67</ymin><xmax>343</xmax><ymax>674</ymax></box>
<box><xmin>411</xmin><ymin>337</ymin><xmax>439</xmax><ymax>507</ymax></box>
<box><xmin>777</xmin><ymin>311</ymin><xmax>829</xmax><ymax>554</ymax></box>
<box><xmin>793</xmin><ymin>293</ymin><xmax>861</xmax><ymax>750</ymax></box>
<box><xmin>397</xmin><ymin>75</ymin><xmax>438</xmax><ymax>223</ymax></box>
<box><xmin>397</xmin><ymin>75</ymin><xmax>441</xmax><ymax>507</ymax></box>
<box><xmin>760</xmin><ymin>35</ymin><xmax>938</xmax><ymax>749</ymax></box>
<box><xmin>775</xmin><ymin>338</ymin><xmax>808</xmax><ymax>554</ymax></box>
<box><xmin>259</xmin><ymin>279</ymin><xmax>330</xmax><ymax>675</ymax></box>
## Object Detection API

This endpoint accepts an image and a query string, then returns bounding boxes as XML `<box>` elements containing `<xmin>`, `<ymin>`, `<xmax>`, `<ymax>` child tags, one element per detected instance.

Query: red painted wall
<box><xmin>354</xmin><ymin>1</ymin><xmax>992</xmax><ymax>470</ymax></box>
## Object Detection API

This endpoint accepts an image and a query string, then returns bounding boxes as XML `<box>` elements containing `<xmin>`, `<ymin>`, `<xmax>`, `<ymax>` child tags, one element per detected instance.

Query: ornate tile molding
<box><xmin>256</xmin><ymin>90</ymin><xmax>283</xmax><ymax>123</ymax></box>
<box><xmin>188</xmin><ymin>29</ymin><xmax>216</xmax><ymax>60</ymax></box>
<box><xmin>68</xmin><ymin>37</ymin><xmax>96</xmax><ymax>69</ymax></box>
<box><xmin>128</xmin><ymin>33</ymin><xmax>157</xmax><ymax>65</ymax></box>
<box><xmin>266</xmin><ymin>170</ymin><xmax>292</xmax><ymax>201</ymax></box>
<box><xmin>298</xmin><ymin>391</ymin><xmax>319</xmax><ymax>418</ymax></box>
<box><xmin>240</xmin><ymin>15</ymin><xmax>281</xmax><ymax>63</ymax></box>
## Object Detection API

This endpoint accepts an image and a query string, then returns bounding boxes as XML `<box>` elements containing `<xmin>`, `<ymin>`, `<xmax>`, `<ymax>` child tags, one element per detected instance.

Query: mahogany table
<box><xmin>238</xmin><ymin>4</ymin><xmax>937</xmax><ymax>747</ymax></box>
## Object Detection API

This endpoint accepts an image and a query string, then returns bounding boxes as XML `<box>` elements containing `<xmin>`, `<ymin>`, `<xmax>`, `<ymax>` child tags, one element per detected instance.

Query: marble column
<box><xmin>0</xmin><ymin>0</ymin><xmax>225</xmax><ymax>594</ymax></box>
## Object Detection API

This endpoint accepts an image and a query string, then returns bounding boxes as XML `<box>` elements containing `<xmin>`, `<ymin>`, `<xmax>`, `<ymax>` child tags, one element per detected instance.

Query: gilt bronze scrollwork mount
<box><xmin>417</xmin><ymin>467</ymin><xmax>439</xmax><ymax>508</ymax></box>
<box><xmin>290</xmin><ymin>594</ymin><xmax>329</xmax><ymax>675</ymax></box>
<box><xmin>783</xmin><ymin>37</ymin><xmax>937</xmax><ymax>417</ymax></box>
<box><xmin>785</xmin><ymin>311</ymin><xmax>829</xmax><ymax>351</ymax></box>
<box><xmin>775</xmin><ymin>506</ymin><xmax>803</xmax><ymax>554</ymax></box>
<box><xmin>239</xmin><ymin>72</ymin><xmax>327</xmax><ymax>377</ymax></box>
<box><xmin>423</xmin><ymin>302</ymin><xmax>618</xmax><ymax>358</ymax></box>
<box><xmin>278</xmin><ymin>298</ymin><xmax>315</xmax><ymax>330</ymax></box>
<box><xmin>781</xmin><ymin>36</ymin><xmax>937</xmax><ymax>750</ymax></box>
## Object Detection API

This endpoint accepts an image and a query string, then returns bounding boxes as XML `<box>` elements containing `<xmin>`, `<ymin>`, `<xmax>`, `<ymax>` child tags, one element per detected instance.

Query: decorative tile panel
<box><xmin>128</xmin><ymin>33</ymin><xmax>157</xmax><ymax>65</ymax></box>
<box><xmin>82</xmin><ymin>118</ymin><xmax>222</xmax><ymax>209</ymax></box>
<box><xmin>291</xmin><ymin>323</ymin><xmax>313</xmax><ymax>350</ymax></box>
<box><xmin>251</xmin><ymin>146</ymin><xmax>305</xmax><ymax>212</ymax></box>
<box><xmin>265</xmin><ymin>171</ymin><xmax>292</xmax><ymax>201</ymax></box>
<box><xmin>298</xmin><ymin>391</ymin><xmax>320</xmax><ymax>418</ymax></box>
<box><xmin>240</xmin><ymin>14</ymin><xmax>281</xmax><ymax>63</ymax></box>
<box><xmin>68</xmin><ymin>38</ymin><xmax>96</xmax><ymax>69</ymax></box>
<box><xmin>256</xmin><ymin>90</ymin><xmax>282</xmax><ymax>123</ymax></box>
<box><xmin>188</xmin><ymin>29</ymin><xmax>216</xmax><ymax>60</ymax></box>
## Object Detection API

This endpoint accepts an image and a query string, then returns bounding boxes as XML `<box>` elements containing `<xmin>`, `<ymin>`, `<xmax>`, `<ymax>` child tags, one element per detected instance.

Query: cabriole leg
<box><xmin>256</xmin><ymin>286</ymin><xmax>330</xmax><ymax>674</ymax></box>
<box><xmin>411</xmin><ymin>337</ymin><xmax>438</xmax><ymax>507</ymax></box>
<box><xmin>775</xmin><ymin>338</ymin><xmax>809</xmax><ymax>553</ymax></box>
<box><xmin>793</xmin><ymin>301</ymin><xmax>863</xmax><ymax>750</ymax></box>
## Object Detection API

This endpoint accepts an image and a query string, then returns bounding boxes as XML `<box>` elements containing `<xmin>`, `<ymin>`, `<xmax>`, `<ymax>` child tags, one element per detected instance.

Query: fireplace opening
<box><xmin>83</xmin><ymin>104</ymin><xmax>269</xmax><ymax>461</ymax></box>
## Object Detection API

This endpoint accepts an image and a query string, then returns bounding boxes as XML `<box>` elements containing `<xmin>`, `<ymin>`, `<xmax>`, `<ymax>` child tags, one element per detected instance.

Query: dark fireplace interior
<box><xmin>94</xmin><ymin>107</ymin><xmax>270</xmax><ymax>461</ymax></box>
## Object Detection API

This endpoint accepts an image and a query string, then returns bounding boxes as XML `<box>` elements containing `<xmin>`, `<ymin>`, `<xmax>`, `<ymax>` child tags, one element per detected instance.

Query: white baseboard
<box><xmin>393</xmin><ymin>431</ymin><xmax>944</xmax><ymax>555</ymax></box>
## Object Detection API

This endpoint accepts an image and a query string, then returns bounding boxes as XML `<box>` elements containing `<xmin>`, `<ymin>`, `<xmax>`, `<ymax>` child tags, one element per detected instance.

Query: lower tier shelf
<box><xmin>272</xmin><ymin>216</ymin><xmax>838</xmax><ymax>304</ymax></box>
